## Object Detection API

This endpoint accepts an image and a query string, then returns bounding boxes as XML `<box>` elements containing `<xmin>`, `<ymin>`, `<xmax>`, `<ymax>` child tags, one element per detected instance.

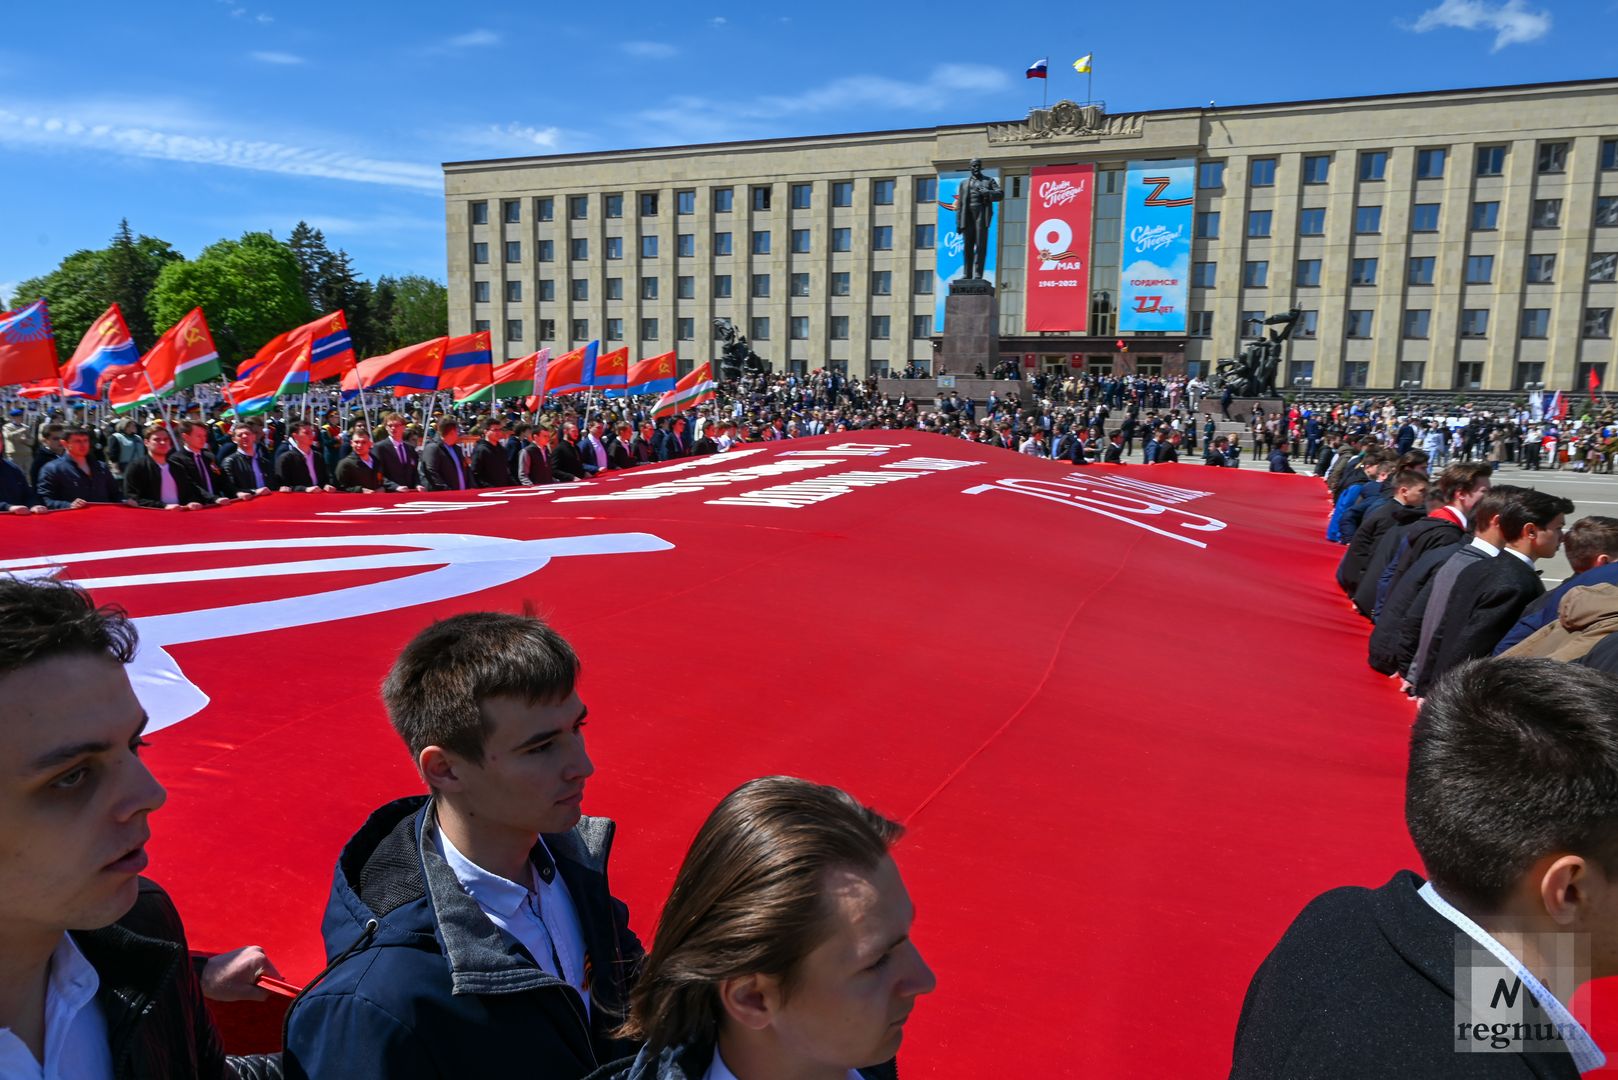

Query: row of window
<box><xmin>1196</xmin><ymin>194</ymin><xmax>1618</xmax><ymax>240</ymax></box>
<box><xmin>1198</xmin><ymin>138</ymin><xmax>1618</xmax><ymax>191</ymax></box>
<box><xmin>481</xmin><ymin>313</ymin><xmax>937</xmax><ymax>344</ymax></box>
<box><xmin>471</xmin><ymin>223</ymin><xmax>936</xmax><ymax>265</ymax></box>
<box><xmin>473</xmin><ymin>268</ymin><xmax>945</xmax><ymax>305</ymax></box>
<box><xmin>1200</xmin><ymin>251</ymin><xmax>1618</xmax><ymax>289</ymax></box>
<box><xmin>1188</xmin><ymin>306</ymin><xmax>1614</xmax><ymax>340</ymax></box>
<box><xmin>469</xmin><ymin>177</ymin><xmax>943</xmax><ymax>225</ymax></box>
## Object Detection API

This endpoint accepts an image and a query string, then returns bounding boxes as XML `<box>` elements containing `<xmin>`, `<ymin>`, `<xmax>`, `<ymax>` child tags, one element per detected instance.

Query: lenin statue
<box><xmin>956</xmin><ymin>158</ymin><xmax>1003</xmax><ymax>282</ymax></box>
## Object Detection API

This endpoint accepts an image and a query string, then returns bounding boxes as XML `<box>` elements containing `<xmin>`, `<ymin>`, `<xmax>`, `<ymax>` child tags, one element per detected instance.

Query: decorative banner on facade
<box><xmin>1118</xmin><ymin>159</ymin><xmax>1194</xmax><ymax>333</ymax></box>
<box><xmin>1024</xmin><ymin>164</ymin><xmax>1095</xmax><ymax>332</ymax></box>
<box><xmin>934</xmin><ymin>167</ymin><xmax>1001</xmax><ymax>333</ymax></box>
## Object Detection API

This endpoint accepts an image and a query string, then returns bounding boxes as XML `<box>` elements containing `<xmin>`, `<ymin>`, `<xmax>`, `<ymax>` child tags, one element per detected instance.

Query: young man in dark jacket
<box><xmin>285</xmin><ymin>612</ymin><xmax>644</xmax><ymax>1080</ymax></box>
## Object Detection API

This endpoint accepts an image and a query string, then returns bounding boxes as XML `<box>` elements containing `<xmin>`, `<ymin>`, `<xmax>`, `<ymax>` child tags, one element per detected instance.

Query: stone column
<box><xmin>941</xmin><ymin>279</ymin><xmax>999</xmax><ymax>374</ymax></box>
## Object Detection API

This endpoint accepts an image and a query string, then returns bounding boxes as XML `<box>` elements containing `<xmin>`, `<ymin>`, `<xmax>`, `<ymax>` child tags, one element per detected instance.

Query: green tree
<box><xmin>285</xmin><ymin>221</ymin><xmax>379</xmax><ymax>356</ymax></box>
<box><xmin>378</xmin><ymin>275</ymin><xmax>448</xmax><ymax>351</ymax></box>
<box><xmin>104</xmin><ymin>220</ymin><xmax>182</xmax><ymax>345</ymax></box>
<box><xmin>13</xmin><ymin>222</ymin><xmax>182</xmax><ymax>353</ymax></box>
<box><xmin>147</xmin><ymin>232</ymin><xmax>315</xmax><ymax>374</ymax></box>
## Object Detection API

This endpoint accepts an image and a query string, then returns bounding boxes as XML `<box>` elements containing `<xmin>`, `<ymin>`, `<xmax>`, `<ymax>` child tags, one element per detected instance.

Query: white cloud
<box><xmin>449</xmin><ymin>122</ymin><xmax>566</xmax><ymax>155</ymax></box>
<box><xmin>621</xmin><ymin>40</ymin><xmax>677</xmax><ymax>58</ymax></box>
<box><xmin>708</xmin><ymin>16</ymin><xmax>727</xmax><ymax>26</ymax></box>
<box><xmin>0</xmin><ymin>100</ymin><xmax>440</xmax><ymax>193</ymax></box>
<box><xmin>1408</xmin><ymin>0</ymin><xmax>1551</xmax><ymax>50</ymax></box>
<box><xmin>256</xmin><ymin>12</ymin><xmax>273</xmax><ymax>23</ymax></box>
<box><xmin>250</xmin><ymin>51</ymin><xmax>305</xmax><ymax>65</ymax></box>
<box><xmin>0</xmin><ymin>283</ymin><xmax>18</xmax><ymax>307</ymax></box>
<box><xmin>447</xmin><ymin>29</ymin><xmax>501</xmax><ymax>48</ymax></box>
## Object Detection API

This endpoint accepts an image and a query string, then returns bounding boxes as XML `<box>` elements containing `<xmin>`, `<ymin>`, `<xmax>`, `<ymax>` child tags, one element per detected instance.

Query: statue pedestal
<box><xmin>940</xmin><ymin>280</ymin><xmax>999</xmax><ymax>374</ymax></box>
<box><xmin>1216</xmin><ymin>397</ymin><xmax>1285</xmax><ymax>424</ymax></box>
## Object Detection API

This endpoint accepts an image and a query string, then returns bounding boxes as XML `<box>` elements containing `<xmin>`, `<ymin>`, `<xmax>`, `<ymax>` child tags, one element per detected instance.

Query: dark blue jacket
<box><xmin>1338</xmin><ymin>481</ymin><xmax>1392</xmax><ymax>544</ymax></box>
<box><xmin>1495</xmin><ymin>562</ymin><xmax>1618</xmax><ymax>655</ymax></box>
<box><xmin>285</xmin><ymin>796</ymin><xmax>643</xmax><ymax>1080</ymax></box>
<box><xmin>0</xmin><ymin>457</ymin><xmax>35</xmax><ymax>509</ymax></box>
<box><xmin>36</xmin><ymin>454</ymin><xmax>121</xmax><ymax>509</ymax></box>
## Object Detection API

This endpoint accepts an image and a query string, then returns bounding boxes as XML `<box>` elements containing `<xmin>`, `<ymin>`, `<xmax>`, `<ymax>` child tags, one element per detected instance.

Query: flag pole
<box><xmin>141</xmin><ymin>369</ymin><xmax>172</xmax><ymax>427</ymax></box>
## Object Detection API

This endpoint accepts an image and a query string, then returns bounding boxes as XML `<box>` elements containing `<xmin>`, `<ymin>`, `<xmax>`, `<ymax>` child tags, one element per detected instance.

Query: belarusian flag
<box><xmin>462</xmin><ymin>349</ymin><xmax>545</xmax><ymax>404</ymax></box>
<box><xmin>651</xmin><ymin>362</ymin><xmax>717</xmax><ymax>419</ymax></box>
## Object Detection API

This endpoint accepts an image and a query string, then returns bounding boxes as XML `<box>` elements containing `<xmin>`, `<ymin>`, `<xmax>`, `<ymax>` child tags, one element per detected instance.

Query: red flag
<box><xmin>350</xmin><ymin>338</ymin><xmax>449</xmax><ymax>395</ymax></box>
<box><xmin>143</xmin><ymin>308</ymin><xmax>221</xmax><ymax>393</ymax></box>
<box><xmin>1590</xmin><ymin>366</ymin><xmax>1602</xmax><ymax>407</ymax></box>
<box><xmin>0</xmin><ymin>300</ymin><xmax>61</xmax><ymax>388</ymax></box>
<box><xmin>651</xmin><ymin>362</ymin><xmax>717</xmax><ymax>419</ymax></box>
<box><xmin>542</xmin><ymin>344</ymin><xmax>590</xmax><ymax>397</ymax></box>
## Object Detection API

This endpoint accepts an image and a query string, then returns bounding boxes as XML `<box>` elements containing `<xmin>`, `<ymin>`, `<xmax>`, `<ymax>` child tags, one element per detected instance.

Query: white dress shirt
<box><xmin>703</xmin><ymin>1046</ymin><xmax>862</xmax><ymax>1080</ymax></box>
<box><xmin>0</xmin><ymin>933</ymin><xmax>114</xmax><ymax>1079</ymax></box>
<box><xmin>1418</xmin><ymin>881</ymin><xmax>1605</xmax><ymax>1072</ymax></box>
<box><xmin>1471</xmin><ymin>536</ymin><xmax>1501</xmax><ymax>558</ymax></box>
<box><xmin>1504</xmin><ymin>545</ymin><xmax>1534</xmax><ymax>568</ymax></box>
<box><xmin>438</xmin><ymin>828</ymin><xmax>592</xmax><ymax>1013</ymax></box>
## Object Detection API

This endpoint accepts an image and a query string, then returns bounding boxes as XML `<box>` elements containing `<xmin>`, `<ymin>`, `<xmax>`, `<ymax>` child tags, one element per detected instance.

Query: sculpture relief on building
<box><xmin>986</xmin><ymin>101</ymin><xmax>1144</xmax><ymax>144</ymax></box>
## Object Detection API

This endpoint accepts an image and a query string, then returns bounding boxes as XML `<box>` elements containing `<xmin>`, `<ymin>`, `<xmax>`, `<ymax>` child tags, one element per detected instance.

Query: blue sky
<box><xmin>1</xmin><ymin>0</ymin><xmax>1613</xmax><ymax>310</ymax></box>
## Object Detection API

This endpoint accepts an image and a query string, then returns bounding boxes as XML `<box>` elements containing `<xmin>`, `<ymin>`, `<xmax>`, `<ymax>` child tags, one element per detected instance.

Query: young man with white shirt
<box><xmin>590</xmin><ymin>777</ymin><xmax>934</xmax><ymax>1080</ymax></box>
<box><xmin>1232</xmin><ymin>657</ymin><xmax>1618</xmax><ymax>1079</ymax></box>
<box><xmin>285</xmin><ymin>612</ymin><xmax>645</xmax><ymax>1080</ymax></box>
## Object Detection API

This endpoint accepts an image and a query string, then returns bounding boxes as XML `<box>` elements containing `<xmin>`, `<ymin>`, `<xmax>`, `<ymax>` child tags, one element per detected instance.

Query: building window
<box><xmin>505</xmin><ymin>280</ymin><xmax>522</xmax><ymax>302</ymax></box>
<box><xmin>641</xmin><ymin>276</ymin><xmax>659</xmax><ymax>300</ymax></box>
<box><xmin>539</xmin><ymin>318</ymin><xmax>555</xmax><ymax>340</ymax></box>
<box><xmin>1476</xmin><ymin>145</ymin><xmax>1506</xmax><ymax>177</ymax></box>
<box><xmin>914</xmin><ymin>176</ymin><xmax>937</xmax><ymax>203</ymax></box>
<box><xmin>783</xmin><ymin>183</ymin><xmax>811</xmax><ymax>211</ymax></box>
<box><xmin>1465</xmin><ymin>254</ymin><xmax>1494</xmax><ymax>284</ymax></box>
<box><xmin>1351</xmin><ymin>258</ymin><xmax>1378</xmax><ymax>286</ymax></box>
<box><xmin>832</xmin><ymin>181</ymin><xmax>853</xmax><ymax>207</ymax></box>
<box><xmin>1460</xmin><ymin>309</ymin><xmax>1489</xmax><ymax>338</ymax></box>
<box><xmin>790</xmin><ymin>272</ymin><xmax>810</xmax><ymax>297</ymax></box>
<box><xmin>640</xmin><ymin>318</ymin><xmax>658</xmax><ymax>340</ymax></box>
<box><xmin>791</xmin><ymin>229</ymin><xmax>811</xmax><ymax>254</ymax></box>
<box><xmin>1397</xmin><ymin>362</ymin><xmax>1426</xmax><ymax>388</ymax></box>
<box><xmin>474</xmin><ymin>319</ymin><xmax>490</xmax><ymax>333</ymax></box>
<box><xmin>1243</xmin><ymin>260</ymin><xmax>1269</xmax><ymax>288</ymax></box>
<box><xmin>1528</xmin><ymin>254</ymin><xmax>1557</xmax><ymax>283</ymax></box>
<box><xmin>1603</xmin><ymin>139</ymin><xmax>1618</xmax><ymax>171</ymax></box>
<box><xmin>1296</xmin><ymin>259</ymin><xmax>1321</xmax><ymax>287</ymax></box>
<box><xmin>751</xmin><ymin>185</ymin><xmax>772</xmax><ymax>211</ymax></box>
<box><xmin>1359</xmin><ymin>151</ymin><xmax>1387</xmax><ymax>181</ymax></box>
<box><xmin>569</xmin><ymin>195</ymin><xmax>588</xmax><ymax>220</ymax></box>
<box><xmin>606</xmin><ymin>318</ymin><xmax>623</xmax><ymax>341</ymax></box>
<box><xmin>571</xmin><ymin>319</ymin><xmax>589</xmax><ymax>341</ymax></box>
<box><xmin>1533</xmin><ymin>199</ymin><xmax>1562</xmax><ymax>229</ymax></box>
<box><xmin>1346</xmin><ymin>309</ymin><xmax>1374</xmax><ymax>338</ymax></box>
<box><xmin>915</xmin><ymin>223</ymin><xmax>935</xmax><ymax>249</ymax></box>
<box><xmin>605</xmin><ymin>194</ymin><xmax>623</xmax><ymax>219</ymax></box>
<box><xmin>1415</xmin><ymin>148</ymin><xmax>1446</xmax><ymax>180</ymax></box>
<box><xmin>1343</xmin><ymin>362</ymin><xmax>1370</xmax><ymax>389</ymax></box>
<box><xmin>1198</xmin><ymin>161</ymin><xmax>1225</xmax><ymax>188</ymax></box>
<box><xmin>506</xmin><ymin>319</ymin><xmax>522</xmax><ymax>341</ymax></box>
<box><xmin>830</xmin><ymin>315</ymin><xmax>849</xmax><ymax>339</ymax></box>
<box><xmin>1189</xmin><ymin>311</ymin><xmax>1213</xmax><ymax>337</ymax></box>
<box><xmin>473</xmin><ymin>242</ymin><xmax>489</xmax><ymax>264</ymax></box>
<box><xmin>872</xmin><ymin>179</ymin><xmax>896</xmax><ymax>205</ymax></box>
<box><xmin>471</xmin><ymin>201</ymin><xmax>488</xmax><ymax>225</ymax></box>
<box><xmin>641</xmin><ymin>235</ymin><xmax>659</xmax><ymax>258</ymax></box>
<box><xmin>1515</xmin><ymin>362</ymin><xmax>1546</xmax><ymax>390</ymax></box>
<box><xmin>870</xmin><ymin>315</ymin><xmax>890</xmax><ymax>340</ymax></box>
<box><xmin>1403</xmin><ymin>309</ymin><xmax>1430</xmax><ymax>338</ymax></box>
<box><xmin>676</xmin><ymin>275</ymin><xmax>694</xmax><ymax>299</ymax></box>
<box><xmin>605</xmin><ymin>237</ymin><xmax>624</xmax><ymax>261</ymax></box>
<box><xmin>1302</xmin><ymin>155</ymin><xmax>1330</xmax><ymax>185</ymax></box>
<box><xmin>1288</xmin><ymin>360</ymin><xmax>1317</xmax><ymax>385</ymax></box>
<box><xmin>538</xmin><ymin>240</ymin><xmax>554</xmax><ymax>262</ymax></box>
<box><xmin>570</xmin><ymin>238</ymin><xmax>588</xmax><ymax>261</ymax></box>
<box><xmin>911</xmin><ymin>314</ymin><xmax>932</xmax><ymax>339</ymax></box>
<box><xmin>789</xmin><ymin>316</ymin><xmax>809</xmax><ymax>340</ymax></box>
<box><xmin>1355</xmin><ymin>205</ymin><xmax>1382</xmax><ymax>234</ymax></box>
<box><xmin>677</xmin><ymin>190</ymin><xmax>695</xmax><ymax>215</ymax></box>
<box><xmin>713</xmin><ymin>274</ymin><xmax>732</xmax><ymax>298</ymax></box>
<box><xmin>869</xmin><ymin>270</ymin><xmax>891</xmax><ymax>296</ymax></box>
<box><xmin>831</xmin><ymin>228</ymin><xmax>852</xmax><ymax>252</ymax></box>
<box><xmin>1472</xmin><ymin>201</ymin><xmax>1500</xmax><ymax>230</ymax></box>
<box><xmin>1411</xmin><ymin>203</ymin><xmax>1440</xmax><ymax>232</ymax></box>
<box><xmin>1192</xmin><ymin>261</ymin><xmax>1217</xmax><ymax>288</ymax></box>
<box><xmin>677</xmin><ymin>317</ymin><xmax>694</xmax><ymax>340</ymax></box>
<box><xmin>713</xmin><ymin>187</ymin><xmax>733</xmax><ymax>213</ymax></box>
<box><xmin>713</xmin><ymin>232</ymin><xmax>733</xmax><ymax>256</ymax></box>
<box><xmin>872</xmin><ymin>225</ymin><xmax>893</xmax><ymax>250</ymax></box>
<box><xmin>639</xmin><ymin>192</ymin><xmax>659</xmax><ymax>217</ymax></box>
<box><xmin>1591</xmin><ymin>253</ymin><xmax>1618</xmax><ymax>282</ymax></box>
<box><xmin>571</xmin><ymin>278</ymin><xmax>588</xmax><ymax>301</ymax></box>
<box><xmin>1456</xmin><ymin>361</ymin><xmax>1483</xmax><ymax>389</ymax></box>
<box><xmin>1249</xmin><ymin>158</ymin><xmax>1277</xmax><ymax>187</ymax></box>
<box><xmin>1585</xmin><ymin>309</ymin><xmax>1614</xmax><ymax>339</ymax></box>
<box><xmin>502</xmin><ymin>200</ymin><xmax>520</xmax><ymax>224</ymax></box>
<box><xmin>1241</xmin><ymin>310</ymin><xmax>1265</xmax><ymax>338</ymax></box>
<box><xmin>751</xmin><ymin>230</ymin><xmax>771</xmax><ymax>254</ymax></box>
<box><xmin>912</xmin><ymin>269</ymin><xmax>933</xmax><ymax>295</ymax></box>
<box><xmin>606</xmin><ymin>278</ymin><xmax>623</xmax><ymax>301</ymax></box>
<box><xmin>677</xmin><ymin>233</ymin><xmax>694</xmax><ymax>257</ymax></box>
<box><xmin>1298</xmin><ymin>208</ymin><xmax>1325</xmax><ymax>236</ymax></box>
<box><xmin>1537</xmin><ymin>141</ymin><xmax>1568</xmax><ymax>174</ymax></box>
<box><xmin>1600</xmin><ymin>197</ymin><xmax>1618</xmax><ymax>227</ymax></box>
<box><xmin>1195</xmin><ymin>211</ymin><xmax>1220</xmax><ymax>239</ymax></box>
<box><xmin>539</xmin><ymin>279</ymin><xmax>555</xmax><ymax>301</ymax></box>
<box><xmin>751</xmin><ymin>273</ymin><xmax>770</xmax><ymax>298</ymax></box>
<box><xmin>1297</xmin><ymin>310</ymin><xmax>1319</xmax><ymax>338</ymax></box>
<box><xmin>537</xmin><ymin>197</ymin><xmax>554</xmax><ymax>222</ymax></box>
<box><xmin>1247</xmin><ymin>210</ymin><xmax>1272</xmax><ymax>238</ymax></box>
<box><xmin>750</xmin><ymin>316</ymin><xmax>770</xmax><ymax>340</ymax></box>
<box><xmin>474</xmin><ymin>281</ymin><xmax>490</xmax><ymax>303</ymax></box>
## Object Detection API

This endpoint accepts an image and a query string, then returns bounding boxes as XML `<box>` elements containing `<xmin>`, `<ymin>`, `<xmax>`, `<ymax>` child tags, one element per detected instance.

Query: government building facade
<box><xmin>443</xmin><ymin>77</ymin><xmax>1618</xmax><ymax>394</ymax></box>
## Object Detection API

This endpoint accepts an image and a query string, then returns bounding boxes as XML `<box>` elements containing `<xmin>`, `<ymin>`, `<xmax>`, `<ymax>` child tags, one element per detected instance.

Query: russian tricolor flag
<box><xmin>1026</xmin><ymin>57</ymin><xmax>1048</xmax><ymax>79</ymax></box>
<box><xmin>60</xmin><ymin>303</ymin><xmax>141</xmax><ymax>398</ymax></box>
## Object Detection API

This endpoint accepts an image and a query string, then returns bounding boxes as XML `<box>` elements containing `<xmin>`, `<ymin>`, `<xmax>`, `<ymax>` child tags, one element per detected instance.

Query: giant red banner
<box><xmin>14</xmin><ymin>433</ymin><xmax>1616</xmax><ymax>1075</ymax></box>
<box><xmin>1024</xmin><ymin>163</ymin><xmax>1095</xmax><ymax>332</ymax></box>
